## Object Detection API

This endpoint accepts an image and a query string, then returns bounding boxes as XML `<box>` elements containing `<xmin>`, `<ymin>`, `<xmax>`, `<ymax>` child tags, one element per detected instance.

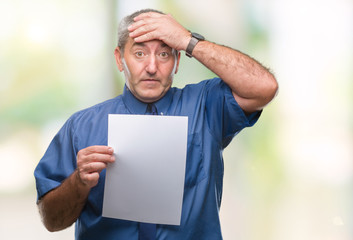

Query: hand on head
<box><xmin>128</xmin><ymin>12</ymin><xmax>191</xmax><ymax>51</ymax></box>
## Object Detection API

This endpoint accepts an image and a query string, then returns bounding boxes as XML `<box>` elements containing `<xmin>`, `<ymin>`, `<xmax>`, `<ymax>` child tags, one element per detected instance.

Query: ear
<box><xmin>114</xmin><ymin>47</ymin><xmax>124</xmax><ymax>72</ymax></box>
<box><xmin>174</xmin><ymin>51</ymin><xmax>181</xmax><ymax>74</ymax></box>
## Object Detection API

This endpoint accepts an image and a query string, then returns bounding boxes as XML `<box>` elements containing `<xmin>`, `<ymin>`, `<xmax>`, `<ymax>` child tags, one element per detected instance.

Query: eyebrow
<box><xmin>131</xmin><ymin>42</ymin><xmax>146</xmax><ymax>47</ymax></box>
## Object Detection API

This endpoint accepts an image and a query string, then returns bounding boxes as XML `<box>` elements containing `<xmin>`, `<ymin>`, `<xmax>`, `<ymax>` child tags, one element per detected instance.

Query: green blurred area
<box><xmin>1</xmin><ymin>42</ymin><xmax>75</xmax><ymax>136</ymax></box>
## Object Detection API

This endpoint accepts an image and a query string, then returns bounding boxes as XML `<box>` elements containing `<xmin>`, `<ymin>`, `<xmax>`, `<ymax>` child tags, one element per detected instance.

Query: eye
<box><xmin>159</xmin><ymin>52</ymin><xmax>170</xmax><ymax>59</ymax></box>
<box><xmin>134</xmin><ymin>51</ymin><xmax>145</xmax><ymax>58</ymax></box>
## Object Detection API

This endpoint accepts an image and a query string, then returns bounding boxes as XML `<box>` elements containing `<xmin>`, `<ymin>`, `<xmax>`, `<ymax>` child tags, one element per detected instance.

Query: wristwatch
<box><xmin>185</xmin><ymin>32</ymin><xmax>205</xmax><ymax>58</ymax></box>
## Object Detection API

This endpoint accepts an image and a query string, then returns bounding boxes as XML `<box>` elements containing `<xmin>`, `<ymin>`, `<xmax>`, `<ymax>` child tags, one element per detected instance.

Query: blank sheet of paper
<box><xmin>102</xmin><ymin>114</ymin><xmax>188</xmax><ymax>225</ymax></box>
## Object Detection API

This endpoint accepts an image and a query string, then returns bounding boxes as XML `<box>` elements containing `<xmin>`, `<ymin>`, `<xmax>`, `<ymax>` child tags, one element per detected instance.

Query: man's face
<box><xmin>115</xmin><ymin>38</ymin><xmax>180</xmax><ymax>103</ymax></box>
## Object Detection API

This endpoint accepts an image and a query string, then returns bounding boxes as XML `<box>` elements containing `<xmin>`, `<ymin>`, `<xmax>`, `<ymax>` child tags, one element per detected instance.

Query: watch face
<box><xmin>192</xmin><ymin>32</ymin><xmax>205</xmax><ymax>41</ymax></box>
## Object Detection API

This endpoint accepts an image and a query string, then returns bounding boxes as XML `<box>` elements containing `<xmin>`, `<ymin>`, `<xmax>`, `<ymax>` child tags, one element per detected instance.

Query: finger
<box><xmin>128</xmin><ymin>13</ymin><xmax>167</xmax><ymax>35</ymax></box>
<box><xmin>81</xmin><ymin>161</ymin><xmax>108</xmax><ymax>174</ymax></box>
<box><xmin>79</xmin><ymin>172</ymin><xmax>100</xmax><ymax>188</ymax></box>
<box><xmin>128</xmin><ymin>19</ymin><xmax>160</xmax><ymax>37</ymax></box>
<box><xmin>128</xmin><ymin>25</ymin><xmax>151</xmax><ymax>38</ymax></box>
<box><xmin>131</xmin><ymin>31</ymin><xmax>159</xmax><ymax>43</ymax></box>
<box><xmin>128</xmin><ymin>19</ymin><xmax>148</xmax><ymax>32</ymax></box>
<box><xmin>80</xmin><ymin>145</ymin><xmax>114</xmax><ymax>156</ymax></box>
<box><xmin>77</xmin><ymin>159</ymin><xmax>113</xmax><ymax>187</ymax></box>
<box><xmin>79</xmin><ymin>152</ymin><xmax>115</xmax><ymax>165</ymax></box>
<box><xmin>77</xmin><ymin>161</ymin><xmax>109</xmax><ymax>187</ymax></box>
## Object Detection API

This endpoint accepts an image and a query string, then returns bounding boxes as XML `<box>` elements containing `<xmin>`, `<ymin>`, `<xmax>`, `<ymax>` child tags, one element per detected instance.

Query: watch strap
<box><xmin>186</xmin><ymin>36</ymin><xmax>199</xmax><ymax>57</ymax></box>
<box><xmin>185</xmin><ymin>32</ymin><xmax>204</xmax><ymax>58</ymax></box>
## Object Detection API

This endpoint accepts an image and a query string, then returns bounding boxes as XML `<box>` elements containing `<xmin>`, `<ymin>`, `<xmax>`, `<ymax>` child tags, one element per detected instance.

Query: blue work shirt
<box><xmin>34</xmin><ymin>78</ymin><xmax>260</xmax><ymax>239</ymax></box>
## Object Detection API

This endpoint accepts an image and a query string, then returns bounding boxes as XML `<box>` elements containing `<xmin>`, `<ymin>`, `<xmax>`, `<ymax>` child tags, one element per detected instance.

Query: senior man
<box><xmin>34</xmin><ymin>8</ymin><xmax>278</xmax><ymax>240</ymax></box>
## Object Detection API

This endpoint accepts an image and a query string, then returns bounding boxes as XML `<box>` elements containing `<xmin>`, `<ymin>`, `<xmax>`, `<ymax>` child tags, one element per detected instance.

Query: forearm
<box><xmin>37</xmin><ymin>170</ymin><xmax>90</xmax><ymax>232</ymax></box>
<box><xmin>192</xmin><ymin>40</ymin><xmax>278</xmax><ymax>112</ymax></box>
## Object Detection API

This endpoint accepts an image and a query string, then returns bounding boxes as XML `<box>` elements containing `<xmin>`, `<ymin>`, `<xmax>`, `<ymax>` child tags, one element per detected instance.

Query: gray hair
<box><xmin>117</xmin><ymin>9</ymin><xmax>165</xmax><ymax>53</ymax></box>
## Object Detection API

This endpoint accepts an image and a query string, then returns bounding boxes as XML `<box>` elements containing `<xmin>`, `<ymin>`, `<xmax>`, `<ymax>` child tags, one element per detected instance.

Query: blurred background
<box><xmin>1</xmin><ymin>0</ymin><xmax>352</xmax><ymax>239</ymax></box>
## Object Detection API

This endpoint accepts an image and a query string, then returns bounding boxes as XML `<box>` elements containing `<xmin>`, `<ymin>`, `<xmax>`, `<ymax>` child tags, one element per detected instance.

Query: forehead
<box><xmin>125</xmin><ymin>38</ymin><xmax>172</xmax><ymax>51</ymax></box>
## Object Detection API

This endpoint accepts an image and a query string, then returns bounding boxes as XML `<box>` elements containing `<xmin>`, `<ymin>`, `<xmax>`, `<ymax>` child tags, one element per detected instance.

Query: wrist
<box><xmin>72</xmin><ymin>171</ymin><xmax>91</xmax><ymax>204</ymax></box>
<box><xmin>179</xmin><ymin>31</ymin><xmax>192</xmax><ymax>52</ymax></box>
<box><xmin>185</xmin><ymin>32</ymin><xmax>205</xmax><ymax>58</ymax></box>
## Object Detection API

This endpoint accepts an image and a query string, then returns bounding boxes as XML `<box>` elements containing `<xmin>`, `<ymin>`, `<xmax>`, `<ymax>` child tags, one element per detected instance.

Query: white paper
<box><xmin>102</xmin><ymin>114</ymin><xmax>188</xmax><ymax>225</ymax></box>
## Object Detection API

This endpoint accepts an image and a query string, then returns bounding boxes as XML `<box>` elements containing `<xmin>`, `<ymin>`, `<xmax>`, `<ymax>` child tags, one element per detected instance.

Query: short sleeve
<box><xmin>34</xmin><ymin>117</ymin><xmax>78</xmax><ymax>200</ymax></box>
<box><xmin>205</xmin><ymin>78</ymin><xmax>261</xmax><ymax>148</ymax></box>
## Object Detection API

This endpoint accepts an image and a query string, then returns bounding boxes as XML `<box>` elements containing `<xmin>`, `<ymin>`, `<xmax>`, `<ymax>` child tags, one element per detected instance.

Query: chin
<box><xmin>135</xmin><ymin>87</ymin><xmax>169</xmax><ymax>103</ymax></box>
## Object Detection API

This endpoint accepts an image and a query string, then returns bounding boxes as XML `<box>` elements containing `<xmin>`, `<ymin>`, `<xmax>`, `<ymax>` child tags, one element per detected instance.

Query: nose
<box><xmin>145</xmin><ymin>55</ymin><xmax>157</xmax><ymax>75</ymax></box>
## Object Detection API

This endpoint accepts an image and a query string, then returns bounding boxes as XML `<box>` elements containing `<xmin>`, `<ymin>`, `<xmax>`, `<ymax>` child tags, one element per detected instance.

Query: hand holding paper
<box><xmin>77</xmin><ymin>146</ymin><xmax>115</xmax><ymax>188</ymax></box>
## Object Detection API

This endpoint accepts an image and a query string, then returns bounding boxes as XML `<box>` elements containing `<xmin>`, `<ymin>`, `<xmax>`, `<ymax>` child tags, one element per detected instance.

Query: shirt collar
<box><xmin>122</xmin><ymin>85</ymin><xmax>173</xmax><ymax>115</ymax></box>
